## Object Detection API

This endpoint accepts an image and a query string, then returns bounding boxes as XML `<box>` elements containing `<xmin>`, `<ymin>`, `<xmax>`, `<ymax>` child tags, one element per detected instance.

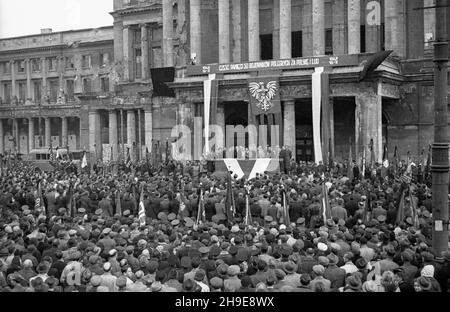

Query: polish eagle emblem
<box><xmin>249</xmin><ymin>81</ymin><xmax>278</xmax><ymax>112</ymax></box>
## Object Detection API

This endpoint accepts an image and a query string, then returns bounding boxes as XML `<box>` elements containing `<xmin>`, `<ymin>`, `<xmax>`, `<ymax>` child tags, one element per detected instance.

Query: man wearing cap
<box><xmin>310</xmin><ymin>265</ymin><xmax>331</xmax><ymax>292</ymax></box>
<box><xmin>99</xmin><ymin>262</ymin><xmax>118</xmax><ymax>292</ymax></box>
<box><xmin>98</xmin><ymin>228</ymin><xmax>116</xmax><ymax>254</ymax></box>
<box><xmin>324</xmin><ymin>253</ymin><xmax>346</xmax><ymax>291</ymax></box>
<box><xmin>331</xmin><ymin>198</ymin><xmax>347</xmax><ymax>221</ymax></box>
<box><xmin>223</xmin><ymin>265</ymin><xmax>242</xmax><ymax>292</ymax></box>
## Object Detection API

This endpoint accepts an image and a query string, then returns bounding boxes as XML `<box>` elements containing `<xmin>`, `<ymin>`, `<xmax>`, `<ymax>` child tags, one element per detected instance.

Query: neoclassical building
<box><xmin>0</xmin><ymin>0</ymin><xmax>448</xmax><ymax>163</ymax></box>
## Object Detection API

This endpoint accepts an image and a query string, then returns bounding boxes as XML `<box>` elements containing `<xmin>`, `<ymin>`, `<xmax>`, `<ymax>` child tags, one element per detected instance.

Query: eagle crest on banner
<box><xmin>249</xmin><ymin>81</ymin><xmax>278</xmax><ymax>112</ymax></box>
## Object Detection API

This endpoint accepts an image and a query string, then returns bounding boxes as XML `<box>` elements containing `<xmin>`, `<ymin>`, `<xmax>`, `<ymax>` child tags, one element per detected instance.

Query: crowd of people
<box><xmin>0</xmin><ymin>155</ymin><xmax>449</xmax><ymax>293</ymax></box>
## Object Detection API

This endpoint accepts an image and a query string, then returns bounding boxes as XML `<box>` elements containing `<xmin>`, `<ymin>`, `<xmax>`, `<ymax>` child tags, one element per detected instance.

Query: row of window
<box><xmin>0</xmin><ymin>76</ymin><xmax>110</xmax><ymax>105</ymax></box>
<box><xmin>0</xmin><ymin>53</ymin><xmax>110</xmax><ymax>75</ymax></box>
<box><xmin>259</xmin><ymin>26</ymin><xmax>385</xmax><ymax>60</ymax></box>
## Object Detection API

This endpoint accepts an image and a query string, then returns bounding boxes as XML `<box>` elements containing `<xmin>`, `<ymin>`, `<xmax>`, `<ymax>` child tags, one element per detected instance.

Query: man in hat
<box><xmin>223</xmin><ymin>265</ymin><xmax>242</xmax><ymax>292</ymax></box>
<box><xmin>331</xmin><ymin>198</ymin><xmax>347</xmax><ymax>221</ymax></box>
<box><xmin>324</xmin><ymin>253</ymin><xmax>346</xmax><ymax>291</ymax></box>
<box><xmin>99</xmin><ymin>193</ymin><xmax>114</xmax><ymax>218</ymax></box>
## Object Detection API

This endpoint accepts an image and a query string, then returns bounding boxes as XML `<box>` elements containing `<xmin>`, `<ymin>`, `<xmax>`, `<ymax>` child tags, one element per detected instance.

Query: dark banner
<box><xmin>248</xmin><ymin>77</ymin><xmax>281</xmax><ymax>117</ymax></box>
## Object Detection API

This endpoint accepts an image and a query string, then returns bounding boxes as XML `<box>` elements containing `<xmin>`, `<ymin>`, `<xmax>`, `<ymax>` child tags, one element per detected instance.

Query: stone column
<box><xmin>312</xmin><ymin>0</ymin><xmax>325</xmax><ymax>56</ymax></box>
<box><xmin>248</xmin><ymin>0</ymin><xmax>260</xmax><ymax>61</ymax></box>
<box><xmin>365</xmin><ymin>0</ymin><xmax>382</xmax><ymax>52</ymax></box>
<box><xmin>138</xmin><ymin>109</ymin><xmax>142</xmax><ymax>160</ymax></box>
<box><xmin>190</xmin><ymin>0</ymin><xmax>202</xmax><ymax>64</ymax></box>
<box><xmin>219</xmin><ymin>0</ymin><xmax>231</xmax><ymax>64</ymax></box>
<box><xmin>283</xmin><ymin>100</ymin><xmax>296</xmax><ymax>155</ymax></box>
<box><xmin>302</xmin><ymin>0</ymin><xmax>313</xmax><ymax>57</ymax></box>
<box><xmin>279</xmin><ymin>0</ymin><xmax>292</xmax><ymax>59</ymax></box>
<box><xmin>61</xmin><ymin>117</ymin><xmax>68</xmax><ymax>148</ymax></box>
<box><xmin>41</xmin><ymin>58</ymin><xmax>47</xmax><ymax>102</ymax></box>
<box><xmin>127</xmin><ymin>110</ymin><xmax>136</xmax><ymax>147</ymax></box>
<box><xmin>28</xmin><ymin>118</ymin><xmax>34</xmax><ymax>152</ymax></box>
<box><xmin>144</xmin><ymin>107</ymin><xmax>153</xmax><ymax>156</ymax></box>
<box><xmin>0</xmin><ymin>119</ymin><xmax>3</xmax><ymax>154</ymax></box>
<box><xmin>329</xmin><ymin>98</ymin><xmax>335</xmax><ymax>161</ymax></box>
<box><xmin>355</xmin><ymin>85</ymin><xmax>382</xmax><ymax>163</ymax></box>
<box><xmin>424</xmin><ymin>0</ymin><xmax>436</xmax><ymax>52</ymax></box>
<box><xmin>109</xmin><ymin>110</ymin><xmax>118</xmax><ymax>161</ymax></box>
<box><xmin>273</xmin><ymin>0</ymin><xmax>280</xmax><ymax>60</ymax></box>
<box><xmin>163</xmin><ymin>0</ymin><xmax>174</xmax><ymax>67</ymax></box>
<box><xmin>11</xmin><ymin>61</ymin><xmax>16</xmax><ymax>101</ymax></box>
<box><xmin>231</xmin><ymin>0</ymin><xmax>242</xmax><ymax>62</ymax></box>
<box><xmin>140</xmin><ymin>24</ymin><xmax>149</xmax><ymax>80</ymax></box>
<box><xmin>58</xmin><ymin>57</ymin><xmax>64</xmax><ymax>92</ymax></box>
<box><xmin>26</xmin><ymin>59</ymin><xmax>32</xmax><ymax>101</ymax></box>
<box><xmin>333</xmin><ymin>0</ymin><xmax>347</xmax><ymax>55</ymax></box>
<box><xmin>44</xmin><ymin>117</ymin><xmax>51</xmax><ymax>147</ymax></box>
<box><xmin>385</xmin><ymin>0</ymin><xmax>406</xmax><ymax>58</ymax></box>
<box><xmin>348</xmin><ymin>0</ymin><xmax>361</xmax><ymax>54</ymax></box>
<box><xmin>123</xmin><ymin>26</ymin><xmax>132</xmax><ymax>81</ymax></box>
<box><xmin>89</xmin><ymin>111</ymin><xmax>101</xmax><ymax>159</ymax></box>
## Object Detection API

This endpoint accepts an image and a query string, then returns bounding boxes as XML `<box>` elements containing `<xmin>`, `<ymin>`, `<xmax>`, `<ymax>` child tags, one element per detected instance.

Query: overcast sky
<box><xmin>0</xmin><ymin>0</ymin><xmax>113</xmax><ymax>38</ymax></box>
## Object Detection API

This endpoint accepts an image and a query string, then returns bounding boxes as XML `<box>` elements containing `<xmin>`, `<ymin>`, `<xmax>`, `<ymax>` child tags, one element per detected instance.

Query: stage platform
<box><xmin>213</xmin><ymin>158</ymin><xmax>280</xmax><ymax>180</ymax></box>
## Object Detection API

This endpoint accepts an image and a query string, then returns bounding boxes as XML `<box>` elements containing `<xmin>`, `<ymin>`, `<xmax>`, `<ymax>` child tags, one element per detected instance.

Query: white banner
<box><xmin>204</xmin><ymin>78</ymin><xmax>211</xmax><ymax>155</ymax></box>
<box><xmin>248</xmin><ymin>158</ymin><xmax>272</xmax><ymax>181</ymax></box>
<box><xmin>223</xmin><ymin>159</ymin><xmax>245</xmax><ymax>180</ymax></box>
<box><xmin>312</xmin><ymin>67</ymin><xmax>324</xmax><ymax>164</ymax></box>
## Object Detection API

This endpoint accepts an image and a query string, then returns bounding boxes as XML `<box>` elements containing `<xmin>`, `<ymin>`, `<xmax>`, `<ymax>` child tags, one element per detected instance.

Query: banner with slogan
<box><xmin>312</xmin><ymin>67</ymin><xmax>324</xmax><ymax>164</ymax></box>
<box><xmin>248</xmin><ymin>77</ymin><xmax>281</xmax><ymax>116</ymax></box>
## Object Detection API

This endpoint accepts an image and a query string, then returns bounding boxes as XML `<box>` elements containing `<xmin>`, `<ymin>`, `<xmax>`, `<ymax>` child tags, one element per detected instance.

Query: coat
<box><xmin>99</xmin><ymin>198</ymin><xmax>114</xmax><ymax>217</ymax></box>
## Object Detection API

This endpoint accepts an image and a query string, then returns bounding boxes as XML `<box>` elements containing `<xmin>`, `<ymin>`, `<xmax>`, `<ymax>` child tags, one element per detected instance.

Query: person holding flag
<box><xmin>280</xmin><ymin>182</ymin><xmax>290</xmax><ymax>225</ymax></box>
<box><xmin>321</xmin><ymin>176</ymin><xmax>331</xmax><ymax>225</ymax></box>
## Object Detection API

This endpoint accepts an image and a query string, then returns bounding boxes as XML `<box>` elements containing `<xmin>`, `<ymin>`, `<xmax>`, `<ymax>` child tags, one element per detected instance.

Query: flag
<box><xmin>224</xmin><ymin>172</ymin><xmax>236</xmax><ymax>223</ymax></box>
<box><xmin>195</xmin><ymin>189</ymin><xmax>206</xmax><ymax>228</ymax></box>
<box><xmin>115</xmin><ymin>189</ymin><xmax>122</xmax><ymax>216</ymax></box>
<box><xmin>56</xmin><ymin>146</ymin><xmax>61</xmax><ymax>160</ymax></box>
<box><xmin>35</xmin><ymin>181</ymin><xmax>46</xmax><ymax>216</ymax></box>
<box><xmin>138</xmin><ymin>188</ymin><xmax>146</xmax><ymax>227</ymax></box>
<box><xmin>406</xmin><ymin>151</ymin><xmax>412</xmax><ymax>174</ymax></box>
<box><xmin>282</xmin><ymin>188</ymin><xmax>290</xmax><ymax>225</ymax></box>
<box><xmin>321</xmin><ymin>182</ymin><xmax>331</xmax><ymax>224</ymax></box>
<box><xmin>126</xmin><ymin>147</ymin><xmax>132</xmax><ymax>167</ymax></box>
<box><xmin>165</xmin><ymin>140</ymin><xmax>170</xmax><ymax>162</ymax></box>
<box><xmin>347</xmin><ymin>141</ymin><xmax>354</xmax><ymax>180</ymax></box>
<box><xmin>396</xmin><ymin>190</ymin><xmax>406</xmax><ymax>225</ymax></box>
<box><xmin>393</xmin><ymin>146</ymin><xmax>398</xmax><ymax>175</ymax></box>
<box><xmin>381</xmin><ymin>143</ymin><xmax>389</xmax><ymax>178</ymax></box>
<box><xmin>244</xmin><ymin>188</ymin><xmax>252</xmax><ymax>228</ymax></box>
<box><xmin>409</xmin><ymin>188</ymin><xmax>419</xmax><ymax>228</ymax></box>
<box><xmin>81</xmin><ymin>151</ymin><xmax>88</xmax><ymax>169</ymax></box>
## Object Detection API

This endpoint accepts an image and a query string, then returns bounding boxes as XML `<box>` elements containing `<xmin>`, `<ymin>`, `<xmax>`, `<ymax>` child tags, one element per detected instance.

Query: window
<box><xmin>152</xmin><ymin>48</ymin><xmax>162</xmax><ymax>68</ymax></box>
<box><xmin>82</xmin><ymin>55</ymin><xmax>91</xmax><ymax>68</ymax></box>
<box><xmin>260</xmin><ymin>34</ymin><xmax>273</xmax><ymax>60</ymax></box>
<box><xmin>18</xmin><ymin>60</ymin><xmax>25</xmax><ymax>73</ymax></box>
<box><xmin>34</xmin><ymin>80</ymin><xmax>42</xmax><ymax>102</ymax></box>
<box><xmin>49</xmin><ymin>80</ymin><xmax>59</xmax><ymax>102</ymax></box>
<box><xmin>32</xmin><ymin>59</ymin><xmax>41</xmax><ymax>72</ymax></box>
<box><xmin>292</xmin><ymin>31</ymin><xmax>303</xmax><ymax>58</ymax></box>
<box><xmin>100</xmin><ymin>53</ymin><xmax>110</xmax><ymax>67</ymax></box>
<box><xmin>66</xmin><ymin>80</ymin><xmax>74</xmax><ymax>100</ymax></box>
<box><xmin>83</xmin><ymin>77</ymin><xmax>92</xmax><ymax>93</ymax></box>
<box><xmin>65</xmin><ymin>56</ymin><xmax>75</xmax><ymax>69</ymax></box>
<box><xmin>48</xmin><ymin>57</ymin><xmax>57</xmax><ymax>71</ymax></box>
<box><xmin>3</xmin><ymin>83</ymin><xmax>11</xmax><ymax>104</ymax></box>
<box><xmin>18</xmin><ymin>82</ymin><xmax>26</xmax><ymax>102</ymax></box>
<box><xmin>135</xmin><ymin>49</ymin><xmax>142</xmax><ymax>79</ymax></box>
<box><xmin>361</xmin><ymin>25</ymin><xmax>366</xmax><ymax>53</ymax></box>
<box><xmin>325</xmin><ymin>29</ymin><xmax>333</xmax><ymax>55</ymax></box>
<box><xmin>100</xmin><ymin>76</ymin><xmax>110</xmax><ymax>92</ymax></box>
<box><xmin>134</xmin><ymin>29</ymin><xmax>142</xmax><ymax>44</ymax></box>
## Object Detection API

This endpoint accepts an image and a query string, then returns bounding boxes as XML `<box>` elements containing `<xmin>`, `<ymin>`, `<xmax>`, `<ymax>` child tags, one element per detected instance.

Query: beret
<box><xmin>123</xmin><ymin>210</ymin><xmax>130</xmax><ymax>216</ymax></box>
<box><xmin>297</xmin><ymin>217</ymin><xmax>305</xmax><ymax>225</ymax></box>
<box><xmin>95</xmin><ymin>209</ymin><xmax>103</xmax><ymax>216</ymax></box>
<box><xmin>78</xmin><ymin>208</ymin><xmax>86</xmax><ymax>214</ymax></box>
<box><xmin>171</xmin><ymin>219</ymin><xmax>180</xmax><ymax>226</ymax></box>
<box><xmin>265</xmin><ymin>215</ymin><xmax>273</xmax><ymax>222</ymax></box>
<box><xmin>167</xmin><ymin>213</ymin><xmax>176</xmax><ymax>221</ymax></box>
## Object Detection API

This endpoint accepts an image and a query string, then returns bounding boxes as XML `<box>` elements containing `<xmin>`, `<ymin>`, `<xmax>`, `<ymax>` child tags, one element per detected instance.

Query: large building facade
<box><xmin>0</xmin><ymin>0</ymin><xmax>449</xmax><ymax>163</ymax></box>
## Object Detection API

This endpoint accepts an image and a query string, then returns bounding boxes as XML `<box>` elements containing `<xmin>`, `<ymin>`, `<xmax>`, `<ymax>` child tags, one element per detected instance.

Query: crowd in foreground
<box><xmin>0</xmin><ymin>156</ymin><xmax>449</xmax><ymax>293</ymax></box>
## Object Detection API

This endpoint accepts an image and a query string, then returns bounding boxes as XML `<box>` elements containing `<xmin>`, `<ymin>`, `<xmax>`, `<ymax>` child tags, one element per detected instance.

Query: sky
<box><xmin>0</xmin><ymin>0</ymin><xmax>113</xmax><ymax>38</ymax></box>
